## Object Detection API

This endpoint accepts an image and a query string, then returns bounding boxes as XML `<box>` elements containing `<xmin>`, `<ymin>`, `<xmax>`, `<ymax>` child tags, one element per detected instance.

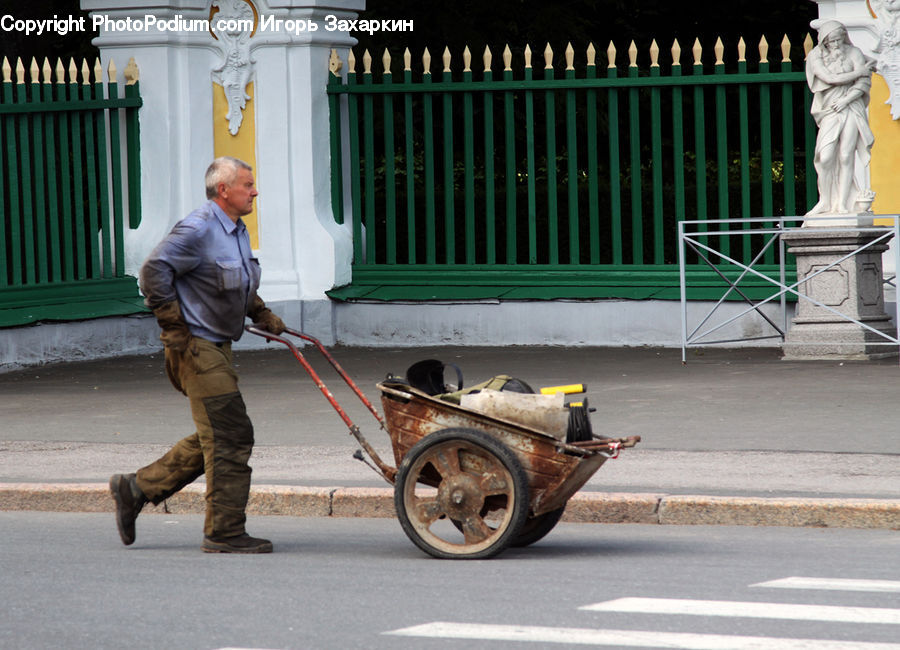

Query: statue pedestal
<box><xmin>782</xmin><ymin>228</ymin><xmax>896</xmax><ymax>360</ymax></box>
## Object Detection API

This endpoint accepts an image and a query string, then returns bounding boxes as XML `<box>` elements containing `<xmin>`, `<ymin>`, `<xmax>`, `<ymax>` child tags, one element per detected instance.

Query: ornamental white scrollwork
<box><xmin>211</xmin><ymin>0</ymin><xmax>255</xmax><ymax>135</ymax></box>
<box><xmin>871</xmin><ymin>0</ymin><xmax>900</xmax><ymax>119</ymax></box>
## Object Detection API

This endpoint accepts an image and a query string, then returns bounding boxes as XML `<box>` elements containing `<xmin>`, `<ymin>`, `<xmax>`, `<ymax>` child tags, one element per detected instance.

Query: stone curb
<box><xmin>1</xmin><ymin>483</ymin><xmax>898</xmax><ymax>530</ymax></box>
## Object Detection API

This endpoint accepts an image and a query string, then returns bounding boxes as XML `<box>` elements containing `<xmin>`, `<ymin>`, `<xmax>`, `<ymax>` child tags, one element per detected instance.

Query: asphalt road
<box><xmin>2</xmin><ymin>512</ymin><xmax>898</xmax><ymax>649</ymax></box>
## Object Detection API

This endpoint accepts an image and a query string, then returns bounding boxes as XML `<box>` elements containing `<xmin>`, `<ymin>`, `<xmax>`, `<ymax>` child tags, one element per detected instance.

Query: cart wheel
<box><xmin>394</xmin><ymin>427</ymin><xmax>529</xmax><ymax>559</ymax></box>
<box><xmin>511</xmin><ymin>507</ymin><xmax>565</xmax><ymax>547</ymax></box>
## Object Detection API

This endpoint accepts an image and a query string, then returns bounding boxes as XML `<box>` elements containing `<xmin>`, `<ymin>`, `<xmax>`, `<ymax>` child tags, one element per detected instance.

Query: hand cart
<box><xmin>247</xmin><ymin>326</ymin><xmax>640</xmax><ymax>559</ymax></box>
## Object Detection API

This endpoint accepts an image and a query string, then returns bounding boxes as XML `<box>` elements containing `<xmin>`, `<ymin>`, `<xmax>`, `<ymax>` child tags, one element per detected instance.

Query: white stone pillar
<box><xmin>80</xmin><ymin>0</ymin><xmax>363</xmax><ymax>340</ymax></box>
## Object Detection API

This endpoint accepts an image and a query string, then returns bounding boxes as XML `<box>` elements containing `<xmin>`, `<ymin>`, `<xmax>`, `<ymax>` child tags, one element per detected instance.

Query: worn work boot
<box><xmin>109</xmin><ymin>473</ymin><xmax>147</xmax><ymax>546</ymax></box>
<box><xmin>202</xmin><ymin>533</ymin><xmax>273</xmax><ymax>554</ymax></box>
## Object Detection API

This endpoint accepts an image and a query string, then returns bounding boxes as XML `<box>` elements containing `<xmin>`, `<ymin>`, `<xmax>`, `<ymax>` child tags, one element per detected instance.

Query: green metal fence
<box><xmin>0</xmin><ymin>55</ymin><xmax>143</xmax><ymax>327</ymax></box>
<box><xmin>326</xmin><ymin>35</ymin><xmax>813</xmax><ymax>301</ymax></box>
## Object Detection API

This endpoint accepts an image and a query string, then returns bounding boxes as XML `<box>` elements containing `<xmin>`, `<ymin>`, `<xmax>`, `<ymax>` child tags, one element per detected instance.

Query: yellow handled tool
<box><xmin>539</xmin><ymin>383</ymin><xmax>586</xmax><ymax>395</ymax></box>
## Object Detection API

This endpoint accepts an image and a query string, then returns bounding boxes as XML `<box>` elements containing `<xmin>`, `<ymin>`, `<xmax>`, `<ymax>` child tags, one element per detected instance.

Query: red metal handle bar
<box><xmin>244</xmin><ymin>325</ymin><xmax>383</xmax><ymax>427</ymax></box>
<box><xmin>244</xmin><ymin>325</ymin><xmax>397</xmax><ymax>483</ymax></box>
<box><xmin>282</xmin><ymin>327</ymin><xmax>385</xmax><ymax>427</ymax></box>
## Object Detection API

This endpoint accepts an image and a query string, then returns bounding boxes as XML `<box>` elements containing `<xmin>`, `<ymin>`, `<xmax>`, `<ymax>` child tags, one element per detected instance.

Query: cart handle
<box><xmin>246</xmin><ymin>325</ymin><xmax>384</xmax><ymax>427</ymax></box>
<box><xmin>244</xmin><ymin>325</ymin><xmax>397</xmax><ymax>483</ymax></box>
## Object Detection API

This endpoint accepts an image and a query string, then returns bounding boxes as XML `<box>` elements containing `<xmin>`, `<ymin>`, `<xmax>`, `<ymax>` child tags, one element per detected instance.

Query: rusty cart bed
<box><xmin>247</xmin><ymin>326</ymin><xmax>640</xmax><ymax>559</ymax></box>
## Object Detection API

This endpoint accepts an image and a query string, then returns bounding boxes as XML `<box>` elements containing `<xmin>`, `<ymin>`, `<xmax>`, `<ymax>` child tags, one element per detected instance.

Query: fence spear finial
<box><xmin>692</xmin><ymin>38</ymin><xmax>702</xmax><ymax>65</ymax></box>
<box><xmin>503</xmin><ymin>44</ymin><xmax>512</xmax><ymax>71</ymax></box>
<box><xmin>81</xmin><ymin>59</ymin><xmax>90</xmax><ymax>85</ymax></box>
<box><xmin>463</xmin><ymin>45</ymin><xmax>471</xmax><ymax>72</ymax></box>
<box><xmin>607</xmin><ymin>41</ymin><xmax>616</xmax><ymax>68</ymax></box>
<box><xmin>423</xmin><ymin>47</ymin><xmax>432</xmax><ymax>74</ymax></box>
<box><xmin>329</xmin><ymin>49</ymin><xmax>342</xmax><ymax>76</ymax></box>
<box><xmin>714</xmin><ymin>37</ymin><xmax>724</xmax><ymax>65</ymax></box>
<box><xmin>483</xmin><ymin>45</ymin><xmax>492</xmax><ymax>72</ymax></box>
<box><xmin>443</xmin><ymin>46</ymin><xmax>451</xmax><ymax>73</ymax></box>
<box><xmin>650</xmin><ymin>39</ymin><xmax>659</xmax><ymax>68</ymax></box>
<box><xmin>2</xmin><ymin>57</ymin><xmax>10</xmax><ymax>83</ymax></box>
<box><xmin>781</xmin><ymin>35</ymin><xmax>791</xmax><ymax>62</ymax></box>
<box><xmin>30</xmin><ymin>57</ymin><xmax>39</xmax><ymax>83</ymax></box>
<box><xmin>524</xmin><ymin>44</ymin><xmax>532</xmax><ymax>69</ymax></box>
<box><xmin>16</xmin><ymin>57</ymin><xmax>24</xmax><ymax>84</ymax></box>
<box><xmin>42</xmin><ymin>57</ymin><xmax>51</xmax><ymax>84</ymax></box>
<box><xmin>544</xmin><ymin>43</ymin><xmax>553</xmax><ymax>69</ymax></box>
<box><xmin>628</xmin><ymin>41</ymin><xmax>637</xmax><ymax>67</ymax></box>
<box><xmin>108</xmin><ymin>58</ymin><xmax>117</xmax><ymax>83</ymax></box>
<box><xmin>587</xmin><ymin>42</ymin><xmax>596</xmax><ymax>67</ymax></box>
<box><xmin>565</xmin><ymin>42</ymin><xmax>574</xmax><ymax>70</ymax></box>
<box><xmin>738</xmin><ymin>37</ymin><xmax>746</xmax><ymax>63</ymax></box>
<box><xmin>68</xmin><ymin>58</ymin><xmax>77</xmax><ymax>83</ymax></box>
<box><xmin>382</xmin><ymin>48</ymin><xmax>392</xmax><ymax>74</ymax></box>
<box><xmin>803</xmin><ymin>33</ymin><xmax>813</xmax><ymax>59</ymax></box>
<box><xmin>672</xmin><ymin>39</ymin><xmax>682</xmax><ymax>66</ymax></box>
<box><xmin>404</xmin><ymin>48</ymin><xmax>411</xmax><ymax>72</ymax></box>
<box><xmin>55</xmin><ymin>58</ymin><xmax>64</xmax><ymax>83</ymax></box>
<box><xmin>94</xmin><ymin>58</ymin><xmax>102</xmax><ymax>83</ymax></box>
<box><xmin>362</xmin><ymin>49</ymin><xmax>372</xmax><ymax>74</ymax></box>
<box><xmin>348</xmin><ymin>49</ymin><xmax>356</xmax><ymax>73</ymax></box>
<box><xmin>759</xmin><ymin>36</ymin><xmax>769</xmax><ymax>64</ymax></box>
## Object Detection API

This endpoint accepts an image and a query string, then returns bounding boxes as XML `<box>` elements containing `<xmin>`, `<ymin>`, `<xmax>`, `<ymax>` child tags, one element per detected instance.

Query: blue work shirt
<box><xmin>140</xmin><ymin>201</ymin><xmax>261</xmax><ymax>342</ymax></box>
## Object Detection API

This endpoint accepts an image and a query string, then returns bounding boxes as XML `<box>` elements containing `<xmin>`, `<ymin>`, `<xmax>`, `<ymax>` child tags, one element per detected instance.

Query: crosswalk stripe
<box><xmin>580</xmin><ymin>598</ymin><xmax>900</xmax><ymax>624</ymax></box>
<box><xmin>752</xmin><ymin>577</ymin><xmax>900</xmax><ymax>593</ymax></box>
<box><xmin>384</xmin><ymin>622</ymin><xmax>900</xmax><ymax>649</ymax></box>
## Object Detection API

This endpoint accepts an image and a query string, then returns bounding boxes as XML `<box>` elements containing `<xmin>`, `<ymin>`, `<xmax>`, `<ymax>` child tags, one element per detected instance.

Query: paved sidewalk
<box><xmin>1</xmin><ymin>344</ymin><xmax>898</xmax><ymax>529</ymax></box>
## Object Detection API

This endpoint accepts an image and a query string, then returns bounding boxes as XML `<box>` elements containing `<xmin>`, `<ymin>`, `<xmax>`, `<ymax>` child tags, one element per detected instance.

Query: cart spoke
<box><xmin>413</xmin><ymin>497</ymin><xmax>445</xmax><ymax>526</ymax></box>
<box><xmin>460</xmin><ymin>515</ymin><xmax>493</xmax><ymax>544</ymax></box>
<box><xmin>431</xmin><ymin>445</ymin><xmax>462</xmax><ymax>479</ymax></box>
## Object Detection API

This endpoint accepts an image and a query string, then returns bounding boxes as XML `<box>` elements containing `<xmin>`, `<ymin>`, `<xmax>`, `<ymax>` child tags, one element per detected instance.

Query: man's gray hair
<box><xmin>205</xmin><ymin>156</ymin><xmax>253</xmax><ymax>199</ymax></box>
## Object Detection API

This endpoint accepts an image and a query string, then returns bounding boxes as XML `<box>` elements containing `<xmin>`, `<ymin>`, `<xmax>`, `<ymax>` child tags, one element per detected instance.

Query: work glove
<box><xmin>152</xmin><ymin>300</ymin><xmax>192</xmax><ymax>351</ymax></box>
<box><xmin>247</xmin><ymin>295</ymin><xmax>286</xmax><ymax>335</ymax></box>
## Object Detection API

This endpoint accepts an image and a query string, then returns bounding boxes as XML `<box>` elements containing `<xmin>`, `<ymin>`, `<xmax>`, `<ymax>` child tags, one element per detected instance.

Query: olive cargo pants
<box><xmin>135</xmin><ymin>338</ymin><xmax>254</xmax><ymax>538</ymax></box>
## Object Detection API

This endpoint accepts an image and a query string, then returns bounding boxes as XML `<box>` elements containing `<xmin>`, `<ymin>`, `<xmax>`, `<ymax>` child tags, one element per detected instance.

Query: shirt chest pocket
<box><xmin>216</xmin><ymin>259</ymin><xmax>244</xmax><ymax>291</ymax></box>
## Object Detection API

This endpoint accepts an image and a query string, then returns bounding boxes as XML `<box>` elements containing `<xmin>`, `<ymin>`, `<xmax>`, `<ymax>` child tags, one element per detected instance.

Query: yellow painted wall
<box><xmin>213</xmin><ymin>81</ymin><xmax>260</xmax><ymax>249</ymax></box>
<box><xmin>870</xmin><ymin>73</ymin><xmax>900</xmax><ymax>223</ymax></box>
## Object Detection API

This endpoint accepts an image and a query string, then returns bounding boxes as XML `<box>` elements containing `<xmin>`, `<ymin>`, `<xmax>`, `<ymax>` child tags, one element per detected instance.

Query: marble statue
<box><xmin>805</xmin><ymin>20</ymin><xmax>877</xmax><ymax>217</ymax></box>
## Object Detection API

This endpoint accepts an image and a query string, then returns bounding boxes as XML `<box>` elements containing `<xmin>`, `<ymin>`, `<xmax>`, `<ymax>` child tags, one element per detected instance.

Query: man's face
<box><xmin>824</xmin><ymin>31</ymin><xmax>844</xmax><ymax>52</ymax></box>
<box><xmin>219</xmin><ymin>167</ymin><xmax>258</xmax><ymax>221</ymax></box>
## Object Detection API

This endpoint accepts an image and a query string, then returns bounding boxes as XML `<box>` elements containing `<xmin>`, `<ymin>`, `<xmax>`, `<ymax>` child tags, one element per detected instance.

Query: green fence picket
<box><xmin>565</xmin><ymin>56</ymin><xmax>579</xmax><ymax>265</ymax></box>
<box><xmin>404</xmin><ymin>63</ymin><xmax>416</xmax><ymax>263</ymax></box>
<box><xmin>607</xmin><ymin>60</ymin><xmax>623</xmax><ymax>265</ymax></box>
<box><xmin>16</xmin><ymin>67</ymin><xmax>36</xmax><ymax>285</ymax></box>
<box><xmin>382</xmin><ymin>63</ymin><xmax>397</xmax><ymax>264</ymax></box>
<box><xmin>462</xmin><ymin>61</ymin><xmax>475</xmax><ymax>264</ymax></box>
<box><xmin>41</xmin><ymin>63</ymin><xmax>62</xmax><ymax>283</ymax></box>
<box><xmin>503</xmin><ymin>60</ymin><xmax>516</xmax><ymax>264</ymax></box>
<box><xmin>545</xmin><ymin>55</ymin><xmax>559</xmax><ymax>265</ymax></box>
<box><xmin>738</xmin><ymin>55</ymin><xmax>752</xmax><ymax>262</ymax></box>
<box><xmin>482</xmin><ymin>59</ymin><xmax>496</xmax><ymax>265</ymax></box>
<box><xmin>650</xmin><ymin>53</ymin><xmax>663</xmax><ymax>264</ymax></box>
<box><xmin>442</xmin><ymin>60</ymin><xmax>456</xmax><ymax>264</ymax></box>
<box><xmin>524</xmin><ymin>60</ymin><xmax>537</xmax><ymax>263</ymax></box>
<box><xmin>585</xmin><ymin>53</ymin><xmax>600</xmax><ymax>265</ymax></box>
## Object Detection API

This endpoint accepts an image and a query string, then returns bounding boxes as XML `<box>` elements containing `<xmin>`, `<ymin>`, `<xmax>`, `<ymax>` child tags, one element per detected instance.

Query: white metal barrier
<box><xmin>677</xmin><ymin>216</ymin><xmax>900</xmax><ymax>363</ymax></box>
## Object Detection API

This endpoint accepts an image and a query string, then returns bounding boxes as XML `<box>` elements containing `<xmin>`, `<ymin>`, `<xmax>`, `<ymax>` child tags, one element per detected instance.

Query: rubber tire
<box><xmin>394</xmin><ymin>427</ymin><xmax>530</xmax><ymax>559</ymax></box>
<box><xmin>511</xmin><ymin>507</ymin><xmax>565</xmax><ymax>547</ymax></box>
